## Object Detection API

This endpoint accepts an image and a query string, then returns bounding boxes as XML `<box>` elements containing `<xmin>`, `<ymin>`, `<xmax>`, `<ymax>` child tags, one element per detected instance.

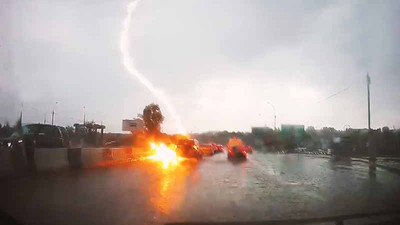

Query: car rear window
<box><xmin>39</xmin><ymin>125</ymin><xmax>61</xmax><ymax>138</ymax></box>
<box><xmin>23</xmin><ymin>125</ymin><xmax>40</xmax><ymax>135</ymax></box>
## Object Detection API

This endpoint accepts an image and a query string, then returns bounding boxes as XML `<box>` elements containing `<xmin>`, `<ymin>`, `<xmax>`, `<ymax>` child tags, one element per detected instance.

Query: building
<box><xmin>122</xmin><ymin>118</ymin><xmax>144</xmax><ymax>133</ymax></box>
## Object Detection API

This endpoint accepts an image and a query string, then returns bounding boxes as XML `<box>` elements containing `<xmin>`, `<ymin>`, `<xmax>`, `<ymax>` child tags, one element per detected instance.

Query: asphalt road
<box><xmin>1</xmin><ymin>152</ymin><xmax>400</xmax><ymax>225</ymax></box>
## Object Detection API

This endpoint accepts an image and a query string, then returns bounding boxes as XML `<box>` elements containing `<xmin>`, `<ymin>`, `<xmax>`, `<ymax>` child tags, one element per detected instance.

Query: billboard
<box><xmin>122</xmin><ymin>118</ymin><xmax>144</xmax><ymax>132</ymax></box>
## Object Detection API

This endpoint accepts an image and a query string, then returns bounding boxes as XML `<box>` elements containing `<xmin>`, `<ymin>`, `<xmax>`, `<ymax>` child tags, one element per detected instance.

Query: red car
<box><xmin>210</xmin><ymin>143</ymin><xmax>224</xmax><ymax>154</ymax></box>
<box><xmin>176</xmin><ymin>139</ymin><xmax>203</xmax><ymax>159</ymax></box>
<box><xmin>227</xmin><ymin>137</ymin><xmax>247</xmax><ymax>159</ymax></box>
<box><xmin>199</xmin><ymin>144</ymin><xmax>215</xmax><ymax>155</ymax></box>
<box><xmin>244</xmin><ymin>145</ymin><xmax>253</xmax><ymax>154</ymax></box>
<box><xmin>215</xmin><ymin>144</ymin><xmax>224</xmax><ymax>153</ymax></box>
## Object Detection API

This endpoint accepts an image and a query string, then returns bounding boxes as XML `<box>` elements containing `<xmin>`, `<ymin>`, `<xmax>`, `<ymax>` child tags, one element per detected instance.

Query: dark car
<box><xmin>176</xmin><ymin>139</ymin><xmax>202</xmax><ymax>159</ymax></box>
<box><xmin>227</xmin><ymin>137</ymin><xmax>247</xmax><ymax>160</ymax></box>
<box><xmin>1</xmin><ymin>124</ymin><xmax>71</xmax><ymax>149</ymax></box>
<box><xmin>0</xmin><ymin>136</ymin><xmax>23</xmax><ymax>149</ymax></box>
<box><xmin>227</xmin><ymin>145</ymin><xmax>247</xmax><ymax>159</ymax></box>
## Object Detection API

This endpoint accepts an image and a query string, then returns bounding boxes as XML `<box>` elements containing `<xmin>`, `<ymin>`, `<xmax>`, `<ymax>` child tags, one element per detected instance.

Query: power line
<box><xmin>317</xmin><ymin>86</ymin><xmax>350</xmax><ymax>104</ymax></box>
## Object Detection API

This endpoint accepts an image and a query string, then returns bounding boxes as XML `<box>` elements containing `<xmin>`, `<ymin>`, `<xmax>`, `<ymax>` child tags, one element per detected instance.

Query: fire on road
<box><xmin>147</xmin><ymin>142</ymin><xmax>185</xmax><ymax>169</ymax></box>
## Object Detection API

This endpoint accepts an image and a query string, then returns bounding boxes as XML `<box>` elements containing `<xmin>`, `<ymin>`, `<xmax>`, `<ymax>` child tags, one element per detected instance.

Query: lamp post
<box><xmin>51</xmin><ymin>102</ymin><xmax>58</xmax><ymax>125</ymax></box>
<box><xmin>83</xmin><ymin>106</ymin><xmax>86</xmax><ymax>124</ymax></box>
<box><xmin>366</xmin><ymin>73</ymin><xmax>376</xmax><ymax>176</ymax></box>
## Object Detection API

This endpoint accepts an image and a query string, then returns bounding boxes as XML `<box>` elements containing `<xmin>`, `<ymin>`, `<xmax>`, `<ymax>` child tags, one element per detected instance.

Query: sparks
<box><xmin>147</xmin><ymin>142</ymin><xmax>184</xmax><ymax>169</ymax></box>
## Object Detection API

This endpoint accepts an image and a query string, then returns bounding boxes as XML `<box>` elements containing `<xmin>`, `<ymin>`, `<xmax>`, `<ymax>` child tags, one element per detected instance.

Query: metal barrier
<box><xmin>34</xmin><ymin>148</ymin><xmax>69</xmax><ymax>171</ymax></box>
<box><xmin>81</xmin><ymin>148</ymin><xmax>109</xmax><ymax>167</ymax></box>
<box><xmin>0</xmin><ymin>146</ymin><xmax>143</xmax><ymax>175</ymax></box>
<box><xmin>109</xmin><ymin>147</ymin><xmax>133</xmax><ymax>161</ymax></box>
<box><xmin>67</xmin><ymin>148</ymin><xmax>82</xmax><ymax>168</ymax></box>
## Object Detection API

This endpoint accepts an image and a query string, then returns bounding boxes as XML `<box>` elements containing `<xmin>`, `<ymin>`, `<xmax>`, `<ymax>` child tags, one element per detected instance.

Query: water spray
<box><xmin>120</xmin><ymin>0</ymin><xmax>186</xmax><ymax>134</ymax></box>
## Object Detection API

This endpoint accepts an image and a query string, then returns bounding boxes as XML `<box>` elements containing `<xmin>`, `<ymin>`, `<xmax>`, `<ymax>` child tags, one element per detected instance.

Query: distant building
<box><xmin>122</xmin><ymin>118</ymin><xmax>144</xmax><ymax>133</ymax></box>
<box><xmin>251</xmin><ymin>127</ymin><xmax>276</xmax><ymax>147</ymax></box>
<box><xmin>251</xmin><ymin>127</ymin><xmax>273</xmax><ymax>136</ymax></box>
<box><xmin>281</xmin><ymin>124</ymin><xmax>305</xmax><ymax>133</ymax></box>
<box><xmin>281</xmin><ymin>124</ymin><xmax>305</xmax><ymax>149</ymax></box>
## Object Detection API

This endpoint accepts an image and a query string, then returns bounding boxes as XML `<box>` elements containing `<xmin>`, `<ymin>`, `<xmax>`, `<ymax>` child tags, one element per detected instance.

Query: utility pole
<box><xmin>367</xmin><ymin>73</ymin><xmax>375</xmax><ymax>175</ymax></box>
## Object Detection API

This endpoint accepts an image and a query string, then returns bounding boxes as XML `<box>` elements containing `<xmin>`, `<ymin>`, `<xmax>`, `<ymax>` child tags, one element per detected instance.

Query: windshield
<box><xmin>1</xmin><ymin>1</ymin><xmax>400</xmax><ymax>225</ymax></box>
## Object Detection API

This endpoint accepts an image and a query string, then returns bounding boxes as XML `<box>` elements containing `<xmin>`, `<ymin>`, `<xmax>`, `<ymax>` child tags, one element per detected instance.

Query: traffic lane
<box><xmin>1</xmin><ymin>152</ymin><xmax>400</xmax><ymax>225</ymax></box>
<box><xmin>177</xmin><ymin>152</ymin><xmax>400</xmax><ymax>221</ymax></box>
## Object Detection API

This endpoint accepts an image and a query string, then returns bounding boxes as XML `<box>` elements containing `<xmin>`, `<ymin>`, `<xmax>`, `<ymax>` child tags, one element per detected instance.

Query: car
<box><xmin>1</xmin><ymin>124</ymin><xmax>71</xmax><ymax>149</ymax></box>
<box><xmin>199</xmin><ymin>144</ymin><xmax>216</xmax><ymax>155</ymax></box>
<box><xmin>214</xmin><ymin>144</ymin><xmax>224</xmax><ymax>153</ymax></box>
<box><xmin>176</xmin><ymin>139</ymin><xmax>202</xmax><ymax>159</ymax></box>
<box><xmin>227</xmin><ymin>137</ymin><xmax>247</xmax><ymax>160</ymax></box>
<box><xmin>0</xmin><ymin>136</ymin><xmax>23</xmax><ymax>149</ymax></box>
<box><xmin>244</xmin><ymin>145</ymin><xmax>253</xmax><ymax>154</ymax></box>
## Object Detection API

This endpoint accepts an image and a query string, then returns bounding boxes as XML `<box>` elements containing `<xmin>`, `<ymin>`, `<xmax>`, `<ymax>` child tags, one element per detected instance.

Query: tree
<box><xmin>0</xmin><ymin>122</ymin><xmax>14</xmax><ymax>138</ymax></box>
<box><xmin>143</xmin><ymin>103</ymin><xmax>164</xmax><ymax>134</ymax></box>
<box><xmin>14</xmin><ymin>114</ymin><xmax>22</xmax><ymax>134</ymax></box>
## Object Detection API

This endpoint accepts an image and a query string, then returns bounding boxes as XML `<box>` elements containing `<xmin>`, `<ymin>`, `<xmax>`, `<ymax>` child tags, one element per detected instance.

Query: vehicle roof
<box><xmin>24</xmin><ymin>123</ymin><xmax>60</xmax><ymax>128</ymax></box>
<box><xmin>200</xmin><ymin>144</ymin><xmax>212</xmax><ymax>146</ymax></box>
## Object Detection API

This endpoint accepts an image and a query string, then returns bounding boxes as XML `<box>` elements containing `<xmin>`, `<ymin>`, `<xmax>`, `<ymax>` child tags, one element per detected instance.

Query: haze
<box><xmin>1</xmin><ymin>0</ymin><xmax>399</xmax><ymax>133</ymax></box>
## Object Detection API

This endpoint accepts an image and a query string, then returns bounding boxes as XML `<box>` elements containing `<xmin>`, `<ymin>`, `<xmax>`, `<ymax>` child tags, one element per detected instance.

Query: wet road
<box><xmin>1</xmin><ymin>152</ymin><xmax>400</xmax><ymax>225</ymax></box>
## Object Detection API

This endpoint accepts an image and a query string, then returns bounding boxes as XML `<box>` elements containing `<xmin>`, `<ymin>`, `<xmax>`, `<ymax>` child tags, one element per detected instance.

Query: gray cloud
<box><xmin>1</xmin><ymin>0</ymin><xmax>399</xmax><ymax>132</ymax></box>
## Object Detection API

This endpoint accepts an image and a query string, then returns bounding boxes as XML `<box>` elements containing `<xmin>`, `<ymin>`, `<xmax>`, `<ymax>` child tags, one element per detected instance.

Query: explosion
<box><xmin>147</xmin><ymin>142</ymin><xmax>184</xmax><ymax>169</ymax></box>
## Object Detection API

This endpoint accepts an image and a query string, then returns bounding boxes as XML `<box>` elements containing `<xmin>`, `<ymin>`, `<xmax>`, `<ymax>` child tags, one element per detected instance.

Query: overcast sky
<box><xmin>1</xmin><ymin>0</ymin><xmax>399</xmax><ymax>133</ymax></box>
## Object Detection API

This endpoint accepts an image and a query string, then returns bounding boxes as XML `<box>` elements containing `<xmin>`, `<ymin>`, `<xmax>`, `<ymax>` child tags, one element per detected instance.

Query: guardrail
<box><xmin>0</xmin><ymin>145</ymin><xmax>138</xmax><ymax>178</ymax></box>
<box><xmin>34</xmin><ymin>148</ymin><xmax>69</xmax><ymax>171</ymax></box>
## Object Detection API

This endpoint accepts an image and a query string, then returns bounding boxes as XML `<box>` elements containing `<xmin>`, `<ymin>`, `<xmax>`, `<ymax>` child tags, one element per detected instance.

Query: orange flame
<box><xmin>147</xmin><ymin>142</ymin><xmax>184</xmax><ymax>169</ymax></box>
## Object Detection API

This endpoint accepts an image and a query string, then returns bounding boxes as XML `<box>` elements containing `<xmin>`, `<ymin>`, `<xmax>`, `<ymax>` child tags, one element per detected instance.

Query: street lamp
<box><xmin>83</xmin><ymin>106</ymin><xmax>86</xmax><ymax>124</ymax></box>
<box><xmin>51</xmin><ymin>102</ymin><xmax>58</xmax><ymax>125</ymax></box>
<box><xmin>44</xmin><ymin>112</ymin><xmax>48</xmax><ymax>124</ymax></box>
<box><xmin>266</xmin><ymin>101</ymin><xmax>277</xmax><ymax>130</ymax></box>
